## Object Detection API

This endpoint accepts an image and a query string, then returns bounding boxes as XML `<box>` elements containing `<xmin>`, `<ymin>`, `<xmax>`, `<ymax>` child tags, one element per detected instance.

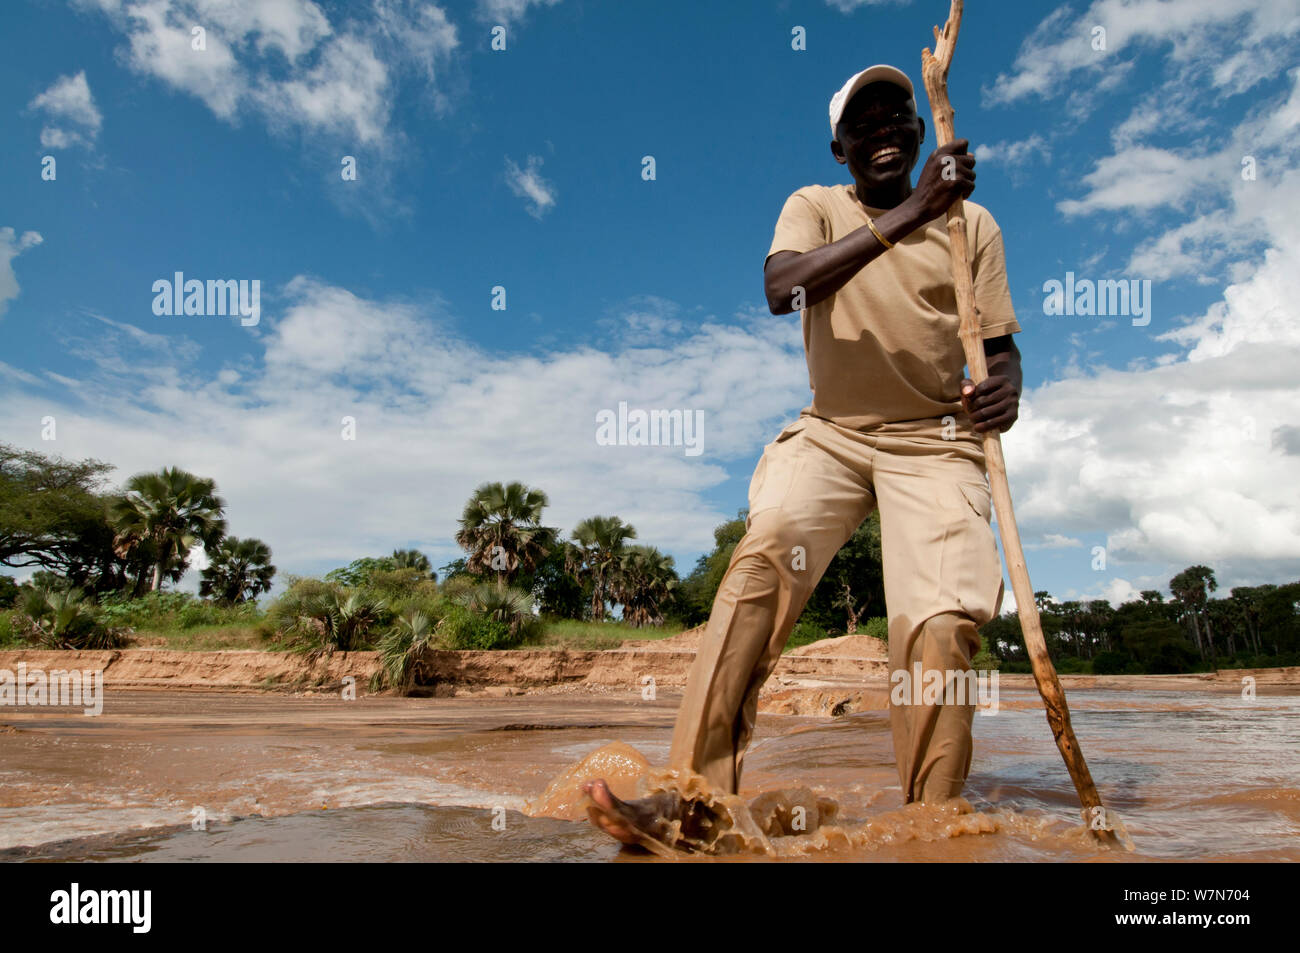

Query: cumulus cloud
<box><xmin>985</xmin><ymin>0</ymin><xmax>1294</xmax><ymax>108</ymax></box>
<box><xmin>28</xmin><ymin>71</ymin><xmax>102</xmax><ymax>149</ymax></box>
<box><xmin>1007</xmin><ymin>209</ymin><xmax>1300</xmax><ymax>588</ymax></box>
<box><xmin>997</xmin><ymin>10</ymin><xmax>1300</xmax><ymax>592</ymax></box>
<box><xmin>973</xmin><ymin>135</ymin><xmax>1048</xmax><ymax>169</ymax></box>
<box><xmin>0</xmin><ymin>279</ymin><xmax>807</xmax><ymax>576</ymax></box>
<box><xmin>76</xmin><ymin>0</ymin><xmax>458</xmax><ymax>146</ymax></box>
<box><xmin>0</xmin><ymin>228</ymin><xmax>44</xmax><ymax>319</ymax></box>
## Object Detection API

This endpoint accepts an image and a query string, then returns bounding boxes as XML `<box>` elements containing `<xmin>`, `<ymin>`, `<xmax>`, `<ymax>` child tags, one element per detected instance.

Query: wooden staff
<box><xmin>920</xmin><ymin>0</ymin><xmax>1133</xmax><ymax>849</ymax></box>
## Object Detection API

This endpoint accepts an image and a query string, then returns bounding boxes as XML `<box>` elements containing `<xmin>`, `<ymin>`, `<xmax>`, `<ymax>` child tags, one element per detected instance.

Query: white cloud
<box><xmin>1058</xmin><ymin>146</ymin><xmax>1223</xmax><ymax>216</ymax></box>
<box><xmin>504</xmin><ymin>154</ymin><xmax>557</xmax><ymax>218</ymax></box>
<box><xmin>0</xmin><ymin>279</ymin><xmax>808</xmax><ymax>575</ymax></box>
<box><xmin>28</xmin><ymin>71</ymin><xmax>103</xmax><ymax>149</ymax></box>
<box><xmin>986</xmin><ymin>0</ymin><xmax>1295</xmax><ymax>108</ymax></box>
<box><xmin>476</xmin><ymin>0</ymin><xmax>561</xmax><ymax>26</ymax></box>
<box><xmin>77</xmin><ymin>0</ymin><xmax>458</xmax><ymax>146</ymax></box>
<box><xmin>973</xmin><ymin>135</ymin><xmax>1048</xmax><ymax>168</ymax></box>
<box><xmin>1026</xmin><ymin>533</ymin><xmax>1084</xmax><ymax>550</ymax></box>
<box><xmin>252</xmin><ymin>33</ymin><xmax>391</xmax><ymax>144</ymax></box>
<box><xmin>823</xmin><ymin>0</ymin><xmax>910</xmax><ymax>12</ymax></box>
<box><xmin>1097</xmin><ymin>577</ymin><xmax>1142</xmax><ymax>606</ymax></box>
<box><xmin>0</xmin><ymin>228</ymin><xmax>44</xmax><ymax>319</ymax></box>
<box><xmin>999</xmin><ymin>21</ymin><xmax>1300</xmax><ymax>592</ymax></box>
<box><xmin>1007</xmin><ymin>222</ymin><xmax>1300</xmax><ymax>588</ymax></box>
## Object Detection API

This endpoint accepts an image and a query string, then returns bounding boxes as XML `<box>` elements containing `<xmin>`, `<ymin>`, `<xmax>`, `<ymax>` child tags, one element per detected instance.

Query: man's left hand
<box><xmin>960</xmin><ymin>375</ymin><xmax>1019</xmax><ymax>433</ymax></box>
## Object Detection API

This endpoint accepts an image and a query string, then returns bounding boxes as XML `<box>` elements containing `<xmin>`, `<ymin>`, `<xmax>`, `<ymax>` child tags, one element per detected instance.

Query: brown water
<box><xmin>1</xmin><ymin>686</ymin><xmax>1296</xmax><ymax>862</ymax></box>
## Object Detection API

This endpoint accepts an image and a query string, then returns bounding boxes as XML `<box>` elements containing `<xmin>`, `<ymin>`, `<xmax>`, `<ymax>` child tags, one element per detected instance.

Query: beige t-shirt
<box><xmin>766</xmin><ymin>183</ymin><xmax>1020</xmax><ymax>431</ymax></box>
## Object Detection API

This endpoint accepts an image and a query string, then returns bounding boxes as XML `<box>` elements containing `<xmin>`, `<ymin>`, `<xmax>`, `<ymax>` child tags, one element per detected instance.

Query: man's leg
<box><xmin>872</xmin><ymin>433</ymin><xmax>1005</xmax><ymax>804</ymax></box>
<box><xmin>667</xmin><ymin>416</ymin><xmax>876</xmax><ymax>794</ymax></box>
<box><xmin>889</xmin><ymin>611</ymin><xmax>982</xmax><ymax>802</ymax></box>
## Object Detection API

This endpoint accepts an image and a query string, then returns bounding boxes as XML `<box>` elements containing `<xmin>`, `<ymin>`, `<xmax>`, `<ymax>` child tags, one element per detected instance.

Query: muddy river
<box><xmin>1</xmin><ymin>685</ymin><xmax>1295</xmax><ymax>861</ymax></box>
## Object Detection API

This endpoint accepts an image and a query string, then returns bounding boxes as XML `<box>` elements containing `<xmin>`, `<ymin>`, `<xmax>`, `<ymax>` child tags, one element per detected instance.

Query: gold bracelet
<box><xmin>866</xmin><ymin>215</ymin><xmax>894</xmax><ymax>249</ymax></box>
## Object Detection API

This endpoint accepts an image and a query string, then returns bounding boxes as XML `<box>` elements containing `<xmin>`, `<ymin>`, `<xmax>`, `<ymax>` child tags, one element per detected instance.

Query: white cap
<box><xmin>828</xmin><ymin>65</ymin><xmax>915</xmax><ymax>136</ymax></box>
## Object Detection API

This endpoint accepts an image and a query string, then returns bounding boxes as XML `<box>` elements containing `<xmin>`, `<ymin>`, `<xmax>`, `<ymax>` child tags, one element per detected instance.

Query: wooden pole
<box><xmin>920</xmin><ymin>0</ymin><xmax>1133</xmax><ymax>849</ymax></box>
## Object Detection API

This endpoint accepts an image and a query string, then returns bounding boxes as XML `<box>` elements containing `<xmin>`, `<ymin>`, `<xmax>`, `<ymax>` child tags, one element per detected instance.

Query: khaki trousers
<box><xmin>667</xmin><ymin>413</ymin><xmax>1005</xmax><ymax>803</ymax></box>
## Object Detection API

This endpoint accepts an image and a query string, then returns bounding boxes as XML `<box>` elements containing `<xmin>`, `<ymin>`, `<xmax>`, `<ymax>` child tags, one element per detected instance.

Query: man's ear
<box><xmin>917</xmin><ymin>116</ymin><xmax>926</xmax><ymax>146</ymax></box>
<box><xmin>830</xmin><ymin>138</ymin><xmax>846</xmax><ymax>163</ymax></box>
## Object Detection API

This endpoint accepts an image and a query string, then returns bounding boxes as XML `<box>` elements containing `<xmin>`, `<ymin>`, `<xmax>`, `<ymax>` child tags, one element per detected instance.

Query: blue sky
<box><xmin>3</xmin><ymin>0</ymin><xmax>1299</xmax><ymax>610</ymax></box>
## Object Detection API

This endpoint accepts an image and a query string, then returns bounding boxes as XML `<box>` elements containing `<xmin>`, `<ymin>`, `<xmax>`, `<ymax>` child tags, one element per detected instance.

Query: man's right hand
<box><xmin>905</xmin><ymin>139</ymin><xmax>976</xmax><ymax>222</ymax></box>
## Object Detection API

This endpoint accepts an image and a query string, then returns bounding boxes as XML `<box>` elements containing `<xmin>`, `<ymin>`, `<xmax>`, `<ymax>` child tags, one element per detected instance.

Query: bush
<box><xmin>971</xmin><ymin>633</ymin><xmax>1000</xmax><ymax>671</ymax></box>
<box><xmin>785</xmin><ymin>619</ymin><xmax>826</xmax><ymax>650</ymax></box>
<box><xmin>275</xmin><ymin>586</ymin><xmax>385</xmax><ymax>654</ymax></box>
<box><xmin>861</xmin><ymin>616</ymin><xmax>889</xmax><ymax>641</ymax></box>
<box><xmin>95</xmin><ymin>591</ymin><xmax>260</xmax><ymax>632</ymax></box>
<box><xmin>440</xmin><ymin>604</ymin><xmax>517</xmax><ymax>650</ymax></box>
<box><xmin>364</xmin><ymin>568</ymin><xmax>438</xmax><ymax>601</ymax></box>
<box><xmin>451</xmin><ymin>581</ymin><xmax>540</xmax><ymax>646</ymax></box>
<box><xmin>1053</xmin><ymin>655</ymin><xmax>1089</xmax><ymax>674</ymax></box>
<box><xmin>1091</xmin><ymin>651</ymin><xmax>1131</xmax><ymax>675</ymax></box>
<box><xmin>264</xmin><ymin>577</ymin><xmax>345</xmax><ymax>635</ymax></box>
<box><xmin>12</xmin><ymin>588</ymin><xmax>128</xmax><ymax>650</ymax></box>
<box><xmin>384</xmin><ymin>592</ymin><xmax>448</xmax><ymax>627</ymax></box>
<box><xmin>378</xmin><ymin>609</ymin><xmax>439</xmax><ymax>693</ymax></box>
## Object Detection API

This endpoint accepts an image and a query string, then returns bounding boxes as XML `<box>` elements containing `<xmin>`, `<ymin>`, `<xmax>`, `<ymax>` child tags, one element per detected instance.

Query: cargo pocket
<box><xmin>937</xmin><ymin>479</ymin><xmax>1004</xmax><ymax>625</ymax></box>
<box><xmin>955</xmin><ymin>480</ymin><xmax>992</xmax><ymax>521</ymax></box>
<box><xmin>747</xmin><ymin>419</ymin><xmax>810</xmax><ymax>523</ymax></box>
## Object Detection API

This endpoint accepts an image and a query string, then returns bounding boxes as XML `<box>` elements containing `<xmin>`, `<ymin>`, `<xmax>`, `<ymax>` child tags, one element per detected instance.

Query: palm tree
<box><xmin>391</xmin><ymin>548</ymin><xmax>434</xmax><ymax>578</ymax></box>
<box><xmin>1171</xmin><ymin>565</ymin><xmax>1218</xmax><ymax>659</ymax></box>
<box><xmin>612</xmin><ymin>544</ymin><xmax>677</xmax><ymax>627</ymax></box>
<box><xmin>18</xmin><ymin>587</ymin><xmax>124</xmax><ymax>649</ymax></box>
<box><xmin>457</xmin><ymin>579</ymin><xmax>538</xmax><ymax>640</ymax></box>
<box><xmin>199</xmin><ymin>537</ymin><xmax>276</xmax><ymax>604</ymax></box>
<box><xmin>379</xmin><ymin>609</ymin><xmax>438</xmax><ymax>694</ymax></box>
<box><xmin>110</xmin><ymin>468</ymin><xmax>226</xmax><ymax>592</ymax></box>
<box><xmin>285</xmin><ymin>590</ymin><xmax>385</xmax><ymax>655</ymax></box>
<box><xmin>570</xmin><ymin>516</ymin><xmax>637</xmax><ymax>620</ymax></box>
<box><xmin>454</xmin><ymin>481</ymin><xmax>556</xmax><ymax>582</ymax></box>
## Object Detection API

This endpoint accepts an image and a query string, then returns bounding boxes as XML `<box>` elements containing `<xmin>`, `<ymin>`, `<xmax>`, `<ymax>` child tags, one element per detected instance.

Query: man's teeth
<box><xmin>871</xmin><ymin>146</ymin><xmax>901</xmax><ymax>161</ymax></box>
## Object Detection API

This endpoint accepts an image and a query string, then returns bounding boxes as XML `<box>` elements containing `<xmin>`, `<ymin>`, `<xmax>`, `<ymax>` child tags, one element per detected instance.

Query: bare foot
<box><xmin>580</xmin><ymin>778</ymin><xmax>687</xmax><ymax>848</ymax></box>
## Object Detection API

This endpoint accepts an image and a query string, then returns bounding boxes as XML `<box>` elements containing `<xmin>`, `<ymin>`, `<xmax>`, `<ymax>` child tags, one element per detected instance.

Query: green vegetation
<box><xmin>12</xmin><ymin>587</ymin><xmax>127</xmax><ymax>649</ymax></box>
<box><xmin>3</xmin><ymin>441</ymin><xmax>1299</xmax><ymax>678</ymax></box>
<box><xmin>983</xmin><ymin>576</ymin><xmax>1300</xmax><ymax>675</ymax></box>
<box><xmin>378</xmin><ymin>608</ymin><xmax>438</xmax><ymax>694</ymax></box>
<box><xmin>532</xmin><ymin>618</ymin><xmax>684</xmax><ymax>650</ymax></box>
<box><xmin>199</xmin><ymin>537</ymin><xmax>276</xmax><ymax>604</ymax></box>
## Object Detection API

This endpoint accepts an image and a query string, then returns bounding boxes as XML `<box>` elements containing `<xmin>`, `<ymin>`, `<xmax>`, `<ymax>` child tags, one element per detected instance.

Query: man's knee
<box><xmin>733</xmin><ymin>509</ymin><xmax>821</xmax><ymax>599</ymax></box>
<box><xmin>920</xmin><ymin>612</ymin><xmax>981</xmax><ymax>668</ymax></box>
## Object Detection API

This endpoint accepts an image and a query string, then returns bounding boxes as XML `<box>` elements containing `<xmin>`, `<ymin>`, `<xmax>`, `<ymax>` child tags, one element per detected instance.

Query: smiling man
<box><xmin>583</xmin><ymin>65</ymin><xmax>1023</xmax><ymax>851</ymax></box>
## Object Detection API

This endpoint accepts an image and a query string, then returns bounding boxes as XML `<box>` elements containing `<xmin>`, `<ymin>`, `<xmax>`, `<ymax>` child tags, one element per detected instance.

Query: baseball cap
<box><xmin>828</xmin><ymin>65</ymin><xmax>915</xmax><ymax>136</ymax></box>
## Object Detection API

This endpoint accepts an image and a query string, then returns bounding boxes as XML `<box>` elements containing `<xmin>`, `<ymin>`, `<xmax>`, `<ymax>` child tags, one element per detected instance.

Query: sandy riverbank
<box><xmin>1</xmin><ymin>635</ymin><xmax>1295</xmax><ymax>721</ymax></box>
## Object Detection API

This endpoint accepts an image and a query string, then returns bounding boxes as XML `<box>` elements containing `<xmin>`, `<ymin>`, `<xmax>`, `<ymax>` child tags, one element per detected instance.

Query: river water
<box><xmin>0</xmin><ymin>685</ymin><xmax>1295</xmax><ymax>862</ymax></box>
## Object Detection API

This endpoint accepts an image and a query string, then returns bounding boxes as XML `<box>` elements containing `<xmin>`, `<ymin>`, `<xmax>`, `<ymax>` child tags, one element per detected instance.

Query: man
<box><xmin>583</xmin><ymin>65</ymin><xmax>1022</xmax><ymax>850</ymax></box>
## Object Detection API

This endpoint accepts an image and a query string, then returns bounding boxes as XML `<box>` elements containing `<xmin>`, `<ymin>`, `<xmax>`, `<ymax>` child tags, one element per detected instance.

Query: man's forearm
<box><xmin>766</xmin><ymin>201</ymin><xmax>928</xmax><ymax>314</ymax></box>
<box><xmin>984</xmin><ymin>336</ymin><xmax>1022</xmax><ymax>392</ymax></box>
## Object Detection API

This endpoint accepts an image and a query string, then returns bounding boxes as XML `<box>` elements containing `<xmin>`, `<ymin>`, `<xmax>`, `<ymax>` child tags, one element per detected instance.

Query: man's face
<box><xmin>833</xmin><ymin>82</ymin><xmax>923</xmax><ymax>189</ymax></box>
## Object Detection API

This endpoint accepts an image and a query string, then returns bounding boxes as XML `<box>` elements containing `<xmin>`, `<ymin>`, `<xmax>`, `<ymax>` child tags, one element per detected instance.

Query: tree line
<box><xmin>982</xmin><ymin>573</ymin><xmax>1300</xmax><ymax>674</ymax></box>
<box><xmin>4</xmin><ymin>442</ymin><xmax>1298</xmax><ymax>674</ymax></box>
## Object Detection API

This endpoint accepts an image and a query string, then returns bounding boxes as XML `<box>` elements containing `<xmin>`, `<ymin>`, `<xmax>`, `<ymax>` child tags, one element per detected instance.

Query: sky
<box><xmin>2</xmin><ymin>0</ymin><xmax>1299</xmax><ymax>610</ymax></box>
